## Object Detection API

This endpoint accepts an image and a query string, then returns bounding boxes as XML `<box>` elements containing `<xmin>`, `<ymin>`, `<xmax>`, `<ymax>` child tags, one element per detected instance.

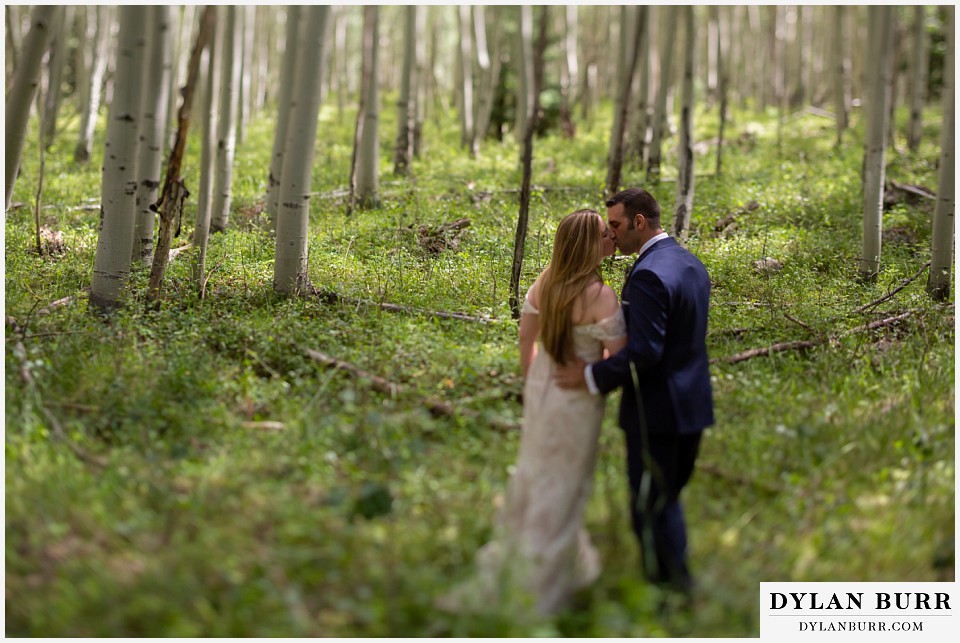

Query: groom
<box><xmin>555</xmin><ymin>187</ymin><xmax>714</xmax><ymax>594</ymax></box>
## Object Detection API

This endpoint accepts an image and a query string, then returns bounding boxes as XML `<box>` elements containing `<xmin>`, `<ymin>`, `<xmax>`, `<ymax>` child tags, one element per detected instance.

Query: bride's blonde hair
<box><xmin>539</xmin><ymin>209</ymin><xmax>604</xmax><ymax>365</ymax></box>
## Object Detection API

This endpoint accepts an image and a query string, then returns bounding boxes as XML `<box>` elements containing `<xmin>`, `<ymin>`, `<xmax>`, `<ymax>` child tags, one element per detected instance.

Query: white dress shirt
<box><xmin>584</xmin><ymin>232</ymin><xmax>670</xmax><ymax>394</ymax></box>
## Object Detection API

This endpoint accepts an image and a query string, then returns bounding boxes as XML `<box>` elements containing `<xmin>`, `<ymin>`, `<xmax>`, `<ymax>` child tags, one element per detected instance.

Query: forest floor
<box><xmin>4</xmin><ymin>98</ymin><xmax>955</xmax><ymax>636</ymax></box>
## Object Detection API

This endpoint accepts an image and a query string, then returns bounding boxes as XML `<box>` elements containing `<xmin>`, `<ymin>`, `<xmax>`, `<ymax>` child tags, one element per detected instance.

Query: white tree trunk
<box><xmin>166</xmin><ymin>5</ymin><xmax>196</xmax><ymax>152</ymax></box>
<box><xmin>907</xmin><ymin>6</ymin><xmax>929</xmax><ymax>151</ymax></box>
<box><xmin>860</xmin><ymin>6</ymin><xmax>895</xmax><ymax>282</ymax></box>
<box><xmin>473</xmin><ymin>6</ymin><xmax>497</xmax><ymax>146</ymax></box>
<box><xmin>647</xmin><ymin>6</ymin><xmax>675</xmax><ymax>182</ymax></box>
<box><xmin>274</xmin><ymin>6</ymin><xmax>331</xmax><ymax>294</ymax></box>
<box><xmin>5</xmin><ymin>5</ymin><xmax>60</xmax><ymax>210</ymax></box>
<box><xmin>40</xmin><ymin>6</ymin><xmax>69</xmax><ymax>149</ymax></box>
<box><xmin>132</xmin><ymin>6</ymin><xmax>174</xmax><ymax>266</ymax></box>
<box><xmin>394</xmin><ymin>5</ymin><xmax>417</xmax><ymax>175</ymax></box>
<box><xmin>514</xmin><ymin>5</ymin><xmax>534</xmax><ymax>140</ymax></box>
<box><xmin>356</xmin><ymin>6</ymin><xmax>380</xmax><ymax>209</ymax></box>
<box><xmin>927</xmin><ymin>7</ymin><xmax>954</xmax><ymax>299</ymax></box>
<box><xmin>674</xmin><ymin>6</ymin><xmax>696</xmax><ymax>240</ymax></box>
<box><xmin>266</xmin><ymin>5</ymin><xmax>302</xmax><ymax>227</ymax></box>
<box><xmin>457</xmin><ymin>5</ymin><xmax>476</xmax><ymax>155</ymax></box>
<box><xmin>237</xmin><ymin>4</ymin><xmax>255</xmax><ymax>146</ymax></box>
<box><xmin>90</xmin><ymin>6</ymin><xmax>148</xmax><ymax>311</ymax></box>
<box><xmin>606</xmin><ymin>5</ymin><xmax>643</xmax><ymax>195</ymax></box>
<box><xmin>627</xmin><ymin>8</ymin><xmax>651</xmax><ymax>164</ymax></box>
<box><xmin>833</xmin><ymin>6</ymin><xmax>851</xmax><ymax>146</ymax></box>
<box><xmin>194</xmin><ymin>8</ymin><xmax>222</xmax><ymax>290</ymax></box>
<box><xmin>210</xmin><ymin>6</ymin><xmax>241</xmax><ymax>233</ymax></box>
<box><xmin>412</xmin><ymin>5</ymin><xmax>427</xmax><ymax>157</ymax></box>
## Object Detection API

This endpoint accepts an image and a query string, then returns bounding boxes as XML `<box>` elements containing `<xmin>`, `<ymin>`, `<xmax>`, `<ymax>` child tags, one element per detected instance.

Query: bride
<box><xmin>441</xmin><ymin>209</ymin><xmax>627</xmax><ymax>616</ymax></box>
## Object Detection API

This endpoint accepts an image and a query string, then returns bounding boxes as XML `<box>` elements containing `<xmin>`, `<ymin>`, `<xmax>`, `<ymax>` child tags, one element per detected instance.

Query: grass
<box><xmin>4</xmin><ymin>90</ymin><xmax>954</xmax><ymax>636</ymax></box>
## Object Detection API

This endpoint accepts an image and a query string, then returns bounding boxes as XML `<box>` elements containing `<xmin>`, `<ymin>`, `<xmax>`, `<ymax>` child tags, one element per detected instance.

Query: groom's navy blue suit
<box><xmin>591</xmin><ymin>236</ymin><xmax>713</xmax><ymax>588</ymax></box>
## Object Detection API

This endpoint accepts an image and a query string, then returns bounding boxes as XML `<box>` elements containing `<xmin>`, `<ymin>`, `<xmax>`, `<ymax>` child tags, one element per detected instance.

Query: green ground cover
<box><xmin>4</xmin><ymin>97</ymin><xmax>954</xmax><ymax>636</ymax></box>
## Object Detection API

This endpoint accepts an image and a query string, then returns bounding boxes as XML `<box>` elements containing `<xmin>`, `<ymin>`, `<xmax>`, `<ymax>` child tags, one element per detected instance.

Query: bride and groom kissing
<box><xmin>440</xmin><ymin>188</ymin><xmax>714</xmax><ymax>616</ymax></box>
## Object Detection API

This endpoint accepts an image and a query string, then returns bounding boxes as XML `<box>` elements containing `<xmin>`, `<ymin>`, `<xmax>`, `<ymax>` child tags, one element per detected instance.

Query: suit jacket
<box><xmin>591</xmin><ymin>237</ymin><xmax>714</xmax><ymax>436</ymax></box>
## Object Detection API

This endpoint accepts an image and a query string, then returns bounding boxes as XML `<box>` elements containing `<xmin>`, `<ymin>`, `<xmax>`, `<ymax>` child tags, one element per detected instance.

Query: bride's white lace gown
<box><xmin>440</xmin><ymin>295</ymin><xmax>626</xmax><ymax>616</ymax></box>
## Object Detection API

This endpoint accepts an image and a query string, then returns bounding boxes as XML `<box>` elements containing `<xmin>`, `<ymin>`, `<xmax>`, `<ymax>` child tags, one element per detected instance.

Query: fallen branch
<box><xmin>36</xmin><ymin>295</ymin><xmax>75</xmax><ymax>316</ymax></box>
<box><xmin>168</xmin><ymin>243</ymin><xmax>193</xmax><ymax>261</ymax></box>
<box><xmin>850</xmin><ymin>261</ymin><xmax>930</xmax><ymax>315</ymax></box>
<box><xmin>714</xmin><ymin>311</ymin><xmax>916</xmax><ymax>365</ymax></box>
<box><xmin>311</xmin><ymin>287</ymin><xmax>501</xmax><ymax>324</ymax></box>
<box><xmin>305</xmin><ymin>348</ymin><xmax>518</xmax><ymax>432</ymax></box>
<box><xmin>783</xmin><ymin>312</ymin><xmax>815</xmax><ymax>333</ymax></box>
<box><xmin>889</xmin><ymin>179</ymin><xmax>936</xmax><ymax>201</ymax></box>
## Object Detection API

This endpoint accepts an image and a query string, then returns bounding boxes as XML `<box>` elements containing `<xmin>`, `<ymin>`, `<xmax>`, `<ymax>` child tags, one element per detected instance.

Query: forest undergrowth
<box><xmin>4</xmin><ymin>97</ymin><xmax>954</xmax><ymax>636</ymax></box>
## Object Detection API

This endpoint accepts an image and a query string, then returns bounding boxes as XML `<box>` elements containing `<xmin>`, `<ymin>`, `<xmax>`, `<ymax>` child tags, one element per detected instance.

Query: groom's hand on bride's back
<box><xmin>554</xmin><ymin>358</ymin><xmax>588</xmax><ymax>389</ymax></box>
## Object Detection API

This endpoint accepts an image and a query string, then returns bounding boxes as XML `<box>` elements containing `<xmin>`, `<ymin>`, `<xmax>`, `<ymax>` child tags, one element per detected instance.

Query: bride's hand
<box><xmin>553</xmin><ymin>357</ymin><xmax>588</xmax><ymax>389</ymax></box>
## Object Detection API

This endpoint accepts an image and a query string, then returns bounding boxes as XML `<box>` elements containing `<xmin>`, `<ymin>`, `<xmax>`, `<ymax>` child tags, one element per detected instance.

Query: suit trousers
<box><xmin>622</xmin><ymin>429</ymin><xmax>702</xmax><ymax>589</ymax></box>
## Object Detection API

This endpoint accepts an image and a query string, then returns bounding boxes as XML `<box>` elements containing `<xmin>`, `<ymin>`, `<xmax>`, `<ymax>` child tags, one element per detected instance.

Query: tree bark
<box><xmin>132</xmin><ymin>6</ymin><xmax>175</xmax><ymax>266</ymax></box>
<box><xmin>393</xmin><ymin>6</ymin><xmax>417</xmax><ymax>175</ymax></box>
<box><xmin>90</xmin><ymin>6</ymin><xmax>148</xmax><ymax>312</ymax></box>
<box><xmin>626</xmin><ymin>8</ymin><xmax>651</xmax><ymax>164</ymax></box>
<box><xmin>673</xmin><ymin>5</ymin><xmax>696</xmax><ymax>240</ymax></box>
<box><xmin>457</xmin><ymin>5</ymin><xmax>475</xmax><ymax>155</ymax></box>
<box><xmin>266</xmin><ymin>5</ymin><xmax>302</xmax><ymax>228</ymax></box>
<box><xmin>927</xmin><ymin>7</ymin><xmax>954</xmax><ymax>300</ymax></box>
<box><xmin>606</xmin><ymin>6</ymin><xmax>645</xmax><ymax>195</ymax></box>
<box><xmin>355</xmin><ymin>6</ymin><xmax>381</xmax><ymax>210</ymax></box>
<box><xmin>236</xmin><ymin>4</ymin><xmax>255</xmax><ymax>146</ymax></box>
<box><xmin>907</xmin><ymin>6</ymin><xmax>929</xmax><ymax>151</ymax></box>
<box><xmin>559</xmin><ymin>5</ymin><xmax>578</xmax><ymax>138</ymax></box>
<box><xmin>509</xmin><ymin>7</ymin><xmax>547</xmax><ymax>320</ymax></box>
<box><xmin>194</xmin><ymin>10</ymin><xmax>221</xmax><ymax>293</ymax></box>
<box><xmin>473</xmin><ymin>6</ymin><xmax>498</xmax><ymax>145</ymax></box>
<box><xmin>273</xmin><ymin>6</ymin><xmax>331</xmax><ymax>294</ymax></box>
<box><xmin>647</xmin><ymin>6</ymin><xmax>675</xmax><ymax>182</ymax></box>
<box><xmin>859</xmin><ymin>6</ymin><xmax>895</xmax><ymax>282</ymax></box>
<box><xmin>5</xmin><ymin>5</ymin><xmax>60</xmax><ymax>210</ymax></box>
<box><xmin>40</xmin><ymin>6</ymin><xmax>68</xmax><ymax>150</ymax></box>
<box><xmin>833</xmin><ymin>6</ymin><xmax>851</xmax><ymax>146</ymax></box>
<box><xmin>210</xmin><ymin>6</ymin><xmax>241</xmax><ymax>233</ymax></box>
<box><xmin>514</xmin><ymin>5</ymin><xmax>534</xmax><ymax>141</ymax></box>
<box><xmin>715</xmin><ymin>5</ymin><xmax>729</xmax><ymax>177</ymax></box>
<box><xmin>146</xmin><ymin>7</ymin><xmax>215</xmax><ymax>309</ymax></box>
<box><xmin>75</xmin><ymin>6</ymin><xmax>110</xmax><ymax>163</ymax></box>
<box><xmin>412</xmin><ymin>6</ymin><xmax>427</xmax><ymax>157</ymax></box>
<box><xmin>166</xmin><ymin>5</ymin><xmax>196</xmax><ymax>152</ymax></box>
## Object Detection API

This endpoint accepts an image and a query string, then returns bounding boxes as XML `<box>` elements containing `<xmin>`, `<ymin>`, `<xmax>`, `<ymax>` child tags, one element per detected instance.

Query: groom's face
<box><xmin>607</xmin><ymin>203</ymin><xmax>642</xmax><ymax>255</ymax></box>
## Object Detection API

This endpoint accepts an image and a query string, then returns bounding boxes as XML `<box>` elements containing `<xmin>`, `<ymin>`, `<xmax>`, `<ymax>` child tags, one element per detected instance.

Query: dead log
<box><xmin>851</xmin><ymin>261</ymin><xmax>930</xmax><ymax>314</ymax></box>
<box><xmin>416</xmin><ymin>218</ymin><xmax>470</xmax><ymax>254</ymax></box>
<box><xmin>714</xmin><ymin>311</ymin><xmax>916</xmax><ymax>365</ymax></box>
<box><xmin>305</xmin><ymin>348</ymin><xmax>518</xmax><ymax>431</ymax></box>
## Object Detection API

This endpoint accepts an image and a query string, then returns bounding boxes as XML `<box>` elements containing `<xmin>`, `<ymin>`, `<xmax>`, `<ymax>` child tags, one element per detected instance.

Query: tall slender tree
<box><xmin>75</xmin><ymin>6</ymin><xmax>110</xmax><ymax>163</ymax></box>
<box><xmin>860</xmin><ymin>6</ymin><xmax>895</xmax><ymax>282</ymax></box>
<box><xmin>194</xmin><ymin>7</ymin><xmax>221</xmax><ymax>292</ymax></box>
<box><xmin>457</xmin><ymin>5</ymin><xmax>476</xmax><ymax>156</ymax></box>
<box><xmin>210</xmin><ymin>6</ymin><xmax>241</xmax><ymax>233</ymax></box>
<box><xmin>927</xmin><ymin>7</ymin><xmax>954</xmax><ymax>300</ymax></box>
<box><xmin>266</xmin><ymin>5</ymin><xmax>302</xmax><ymax>227</ymax></box>
<box><xmin>907</xmin><ymin>6</ymin><xmax>929</xmax><ymax>151</ymax></box>
<box><xmin>353</xmin><ymin>5</ymin><xmax>380</xmax><ymax>210</ymax></box>
<box><xmin>394</xmin><ymin>6</ymin><xmax>417</xmax><ymax>175</ymax></box>
<box><xmin>715</xmin><ymin>5</ymin><xmax>730</xmax><ymax>177</ymax></box>
<box><xmin>274</xmin><ymin>6</ymin><xmax>331</xmax><ymax>294</ymax></box>
<box><xmin>132</xmin><ymin>6</ymin><xmax>174</xmax><ymax>266</ymax></box>
<box><xmin>673</xmin><ymin>5</ymin><xmax>696</xmax><ymax>240</ymax></box>
<box><xmin>647</xmin><ymin>6</ymin><xmax>675</xmax><ymax>182</ymax></box>
<box><xmin>832</xmin><ymin>6</ymin><xmax>852</xmax><ymax>146</ymax></box>
<box><xmin>559</xmin><ymin>5</ymin><xmax>578</xmax><ymax>138</ymax></box>
<box><xmin>606</xmin><ymin>6</ymin><xmax>645</xmax><ymax>195</ymax></box>
<box><xmin>90</xmin><ymin>6</ymin><xmax>148</xmax><ymax>312</ymax></box>
<box><xmin>5</xmin><ymin>5</ymin><xmax>60</xmax><ymax>209</ymax></box>
<box><xmin>473</xmin><ymin>6</ymin><xmax>497</xmax><ymax>145</ymax></box>
<box><xmin>514</xmin><ymin>5</ymin><xmax>534</xmax><ymax>141</ymax></box>
<box><xmin>412</xmin><ymin>6</ymin><xmax>427</xmax><ymax>157</ymax></box>
<box><xmin>40</xmin><ymin>7</ymin><xmax>68</xmax><ymax>149</ymax></box>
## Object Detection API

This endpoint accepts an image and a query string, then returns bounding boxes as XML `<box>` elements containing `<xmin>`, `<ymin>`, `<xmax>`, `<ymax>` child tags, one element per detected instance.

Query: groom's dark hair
<box><xmin>606</xmin><ymin>188</ymin><xmax>661</xmax><ymax>229</ymax></box>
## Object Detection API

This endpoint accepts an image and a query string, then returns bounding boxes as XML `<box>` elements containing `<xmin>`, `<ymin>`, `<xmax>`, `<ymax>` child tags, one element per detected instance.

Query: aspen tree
<box><xmin>394</xmin><ymin>6</ymin><xmax>417</xmax><ymax>175</ymax></box>
<box><xmin>674</xmin><ymin>5</ymin><xmax>696</xmax><ymax>240</ymax></box>
<box><xmin>860</xmin><ymin>6</ymin><xmax>895</xmax><ymax>282</ymax></box>
<box><xmin>194</xmin><ymin>7</ymin><xmax>222</xmax><ymax>291</ymax></box>
<box><xmin>907</xmin><ymin>7</ymin><xmax>929</xmax><ymax>151</ymax></box>
<box><xmin>927</xmin><ymin>8</ymin><xmax>954</xmax><ymax>300</ymax></box>
<box><xmin>355</xmin><ymin>6</ymin><xmax>381</xmax><ymax>209</ymax></box>
<box><xmin>210</xmin><ymin>6</ymin><xmax>241</xmax><ymax>233</ymax></box>
<box><xmin>75</xmin><ymin>6</ymin><xmax>110</xmax><ymax>163</ymax></box>
<box><xmin>132</xmin><ymin>6</ymin><xmax>174</xmax><ymax>266</ymax></box>
<box><xmin>90</xmin><ymin>6</ymin><xmax>148</xmax><ymax>311</ymax></box>
<box><xmin>274</xmin><ymin>6</ymin><xmax>331</xmax><ymax>294</ymax></box>
<box><xmin>40</xmin><ymin>7</ymin><xmax>68</xmax><ymax>149</ymax></box>
<box><xmin>606</xmin><ymin>6</ymin><xmax>644</xmax><ymax>195</ymax></box>
<box><xmin>833</xmin><ymin>6</ymin><xmax>852</xmax><ymax>146</ymax></box>
<box><xmin>266</xmin><ymin>5</ymin><xmax>302</xmax><ymax>228</ymax></box>
<box><xmin>647</xmin><ymin>6</ymin><xmax>675</xmax><ymax>182</ymax></box>
<box><xmin>457</xmin><ymin>5</ymin><xmax>475</xmax><ymax>155</ymax></box>
<box><xmin>5</xmin><ymin>5</ymin><xmax>60</xmax><ymax>209</ymax></box>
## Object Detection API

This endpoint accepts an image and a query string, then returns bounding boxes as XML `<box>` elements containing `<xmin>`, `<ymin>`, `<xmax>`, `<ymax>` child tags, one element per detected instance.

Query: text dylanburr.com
<box><xmin>760</xmin><ymin>582</ymin><xmax>956</xmax><ymax>641</ymax></box>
